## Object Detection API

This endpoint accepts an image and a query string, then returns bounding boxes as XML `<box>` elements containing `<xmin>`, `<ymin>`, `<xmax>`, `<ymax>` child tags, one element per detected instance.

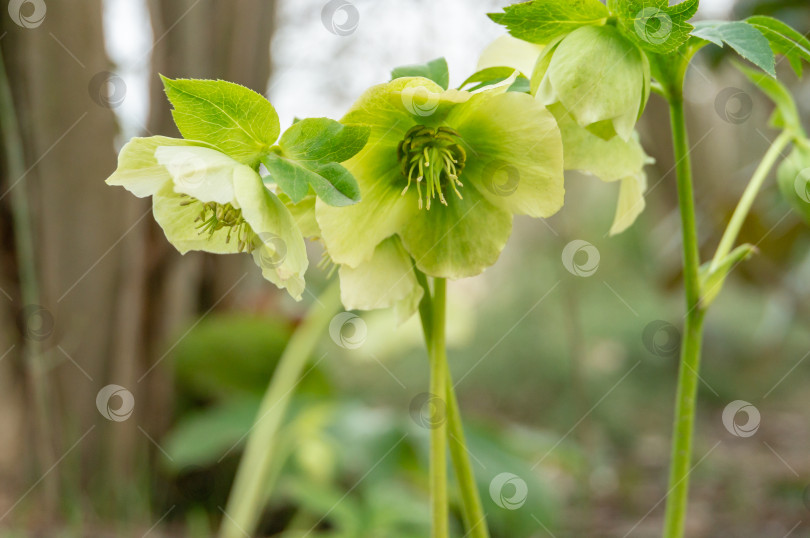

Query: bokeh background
<box><xmin>1</xmin><ymin>0</ymin><xmax>809</xmax><ymax>536</ymax></box>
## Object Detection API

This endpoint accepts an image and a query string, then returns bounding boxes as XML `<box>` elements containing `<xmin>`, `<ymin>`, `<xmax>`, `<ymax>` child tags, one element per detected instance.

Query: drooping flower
<box><xmin>477</xmin><ymin>33</ymin><xmax>653</xmax><ymax>235</ymax></box>
<box><xmin>314</xmin><ymin>76</ymin><xmax>565</xmax><ymax>317</ymax></box>
<box><xmin>532</xmin><ymin>25</ymin><xmax>651</xmax><ymax>142</ymax></box>
<box><xmin>107</xmin><ymin>137</ymin><xmax>308</xmax><ymax>299</ymax></box>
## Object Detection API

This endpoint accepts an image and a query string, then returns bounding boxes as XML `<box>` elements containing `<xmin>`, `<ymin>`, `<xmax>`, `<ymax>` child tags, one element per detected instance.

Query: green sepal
<box><xmin>391</xmin><ymin>57</ymin><xmax>450</xmax><ymax>90</ymax></box>
<box><xmin>160</xmin><ymin>76</ymin><xmax>280</xmax><ymax>167</ymax></box>
<box><xmin>777</xmin><ymin>142</ymin><xmax>810</xmax><ymax>226</ymax></box>
<box><xmin>699</xmin><ymin>244</ymin><xmax>757</xmax><ymax>308</ymax></box>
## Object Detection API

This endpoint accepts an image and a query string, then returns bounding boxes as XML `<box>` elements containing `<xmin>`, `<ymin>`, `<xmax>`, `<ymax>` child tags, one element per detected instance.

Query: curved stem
<box><xmin>429</xmin><ymin>278</ymin><xmax>449</xmax><ymax>538</ymax></box>
<box><xmin>710</xmin><ymin>131</ymin><xmax>792</xmax><ymax>271</ymax></box>
<box><xmin>415</xmin><ymin>270</ymin><xmax>489</xmax><ymax>538</ymax></box>
<box><xmin>219</xmin><ymin>280</ymin><xmax>341</xmax><ymax>538</ymax></box>
<box><xmin>661</xmin><ymin>90</ymin><xmax>706</xmax><ymax>538</ymax></box>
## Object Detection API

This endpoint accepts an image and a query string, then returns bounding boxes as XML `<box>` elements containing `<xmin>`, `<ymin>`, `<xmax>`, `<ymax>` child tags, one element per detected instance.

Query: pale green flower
<box><xmin>313</xmin><ymin>76</ymin><xmax>565</xmax><ymax>317</ymax></box>
<box><xmin>107</xmin><ymin>136</ymin><xmax>308</xmax><ymax>299</ymax></box>
<box><xmin>477</xmin><ymin>33</ymin><xmax>653</xmax><ymax>235</ymax></box>
<box><xmin>533</xmin><ymin>25</ymin><xmax>650</xmax><ymax>142</ymax></box>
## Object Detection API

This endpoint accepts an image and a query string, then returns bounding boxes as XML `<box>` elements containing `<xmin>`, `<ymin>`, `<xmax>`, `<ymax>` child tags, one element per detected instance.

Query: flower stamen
<box><xmin>182</xmin><ymin>196</ymin><xmax>256</xmax><ymax>253</ymax></box>
<box><xmin>397</xmin><ymin>125</ymin><xmax>466</xmax><ymax>210</ymax></box>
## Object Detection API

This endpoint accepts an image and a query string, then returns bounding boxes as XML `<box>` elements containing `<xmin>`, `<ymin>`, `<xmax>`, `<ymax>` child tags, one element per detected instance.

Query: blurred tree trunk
<box><xmin>0</xmin><ymin>0</ymin><xmax>125</xmax><ymax>524</ymax></box>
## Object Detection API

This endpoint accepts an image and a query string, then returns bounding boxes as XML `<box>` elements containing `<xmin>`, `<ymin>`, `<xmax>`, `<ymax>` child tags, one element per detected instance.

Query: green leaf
<box><xmin>390</xmin><ymin>57</ymin><xmax>450</xmax><ymax>90</ymax></box>
<box><xmin>458</xmin><ymin>66</ymin><xmax>530</xmax><ymax>93</ymax></box>
<box><xmin>267</xmin><ymin>118</ymin><xmax>368</xmax><ymax>206</ymax></box>
<box><xmin>279</xmin><ymin>118</ymin><xmax>370</xmax><ymax>164</ymax></box>
<box><xmin>735</xmin><ymin>62</ymin><xmax>802</xmax><ymax>134</ymax></box>
<box><xmin>488</xmin><ymin>0</ymin><xmax>609</xmax><ymax>45</ymax></box>
<box><xmin>612</xmin><ymin>0</ymin><xmax>699</xmax><ymax>55</ymax></box>
<box><xmin>699</xmin><ymin>244</ymin><xmax>757</xmax><ymax>308</ymax></box>
<box><xmin>747</xmin><ymin>15</ymin><xmax>810</xmax><ymax>78</ymax></box>
<box><xmin>160</xmin><ymin>76</ymin><xmax>279</xmax><ymax>167</ymax></box>
<box><xmin>262</xmin><ymin>154</ymin><xmax>360</xmax><ymax>207</ymax></box>
<box><xmin>692</xmin><ymin>21</ymin><xmax>775</xmax><ymax>77</ymax></box>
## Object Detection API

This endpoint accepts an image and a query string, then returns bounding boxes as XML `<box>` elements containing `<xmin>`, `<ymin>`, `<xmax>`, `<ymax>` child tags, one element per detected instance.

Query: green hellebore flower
<box><xmin>532</xmin><ymin>25</ymin><xmax>650</xmax><ymax>142</ymax></box>
<box><xmin>777</xmin><ymin>142</ymin><xmax>810</xmax><ymax>225</ymax></box>
<box><xmin>106</xmin><ymin>136</ymin><xmax>308</xmax><ymax>300</ymax></box>
<box><xmin>478</xmin><ymin>33</ymin><xmax>653</xmax><ymax>235</ymax></box>
<box><xmin>314</xmin><ymin>76</ymin><xmax>565</xmax><ymax>317</ymax></box>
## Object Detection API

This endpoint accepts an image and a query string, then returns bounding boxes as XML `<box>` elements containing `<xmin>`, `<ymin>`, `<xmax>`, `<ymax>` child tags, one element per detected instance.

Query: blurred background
<box><xmin>1</xmin><ymin>0</ymin><xmax>809</xmax><ymax>536</ymax></box>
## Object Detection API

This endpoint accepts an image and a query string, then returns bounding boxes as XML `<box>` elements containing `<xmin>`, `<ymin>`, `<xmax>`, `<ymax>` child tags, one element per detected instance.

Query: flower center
<box><xmin>397</xmin><ymin>125</ymin><xmax>466</xmax><ymax>210</ymax></box>
<box><xmin>181</xmin><ymin>197</ymin><xmax>256</xmax><ymax>252</ymax></box>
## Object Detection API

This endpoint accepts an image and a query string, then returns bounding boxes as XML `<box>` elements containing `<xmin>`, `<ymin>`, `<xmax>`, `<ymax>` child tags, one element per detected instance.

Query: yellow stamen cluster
<box><xmin>181</xmin><ymin>197</ymin><xmax>255</xmax><ymax>252</ymax></box>
<box><xmin>397</xmin><ymin>125</ymin><xmax>466</xmax><ymax>210</ymax></box>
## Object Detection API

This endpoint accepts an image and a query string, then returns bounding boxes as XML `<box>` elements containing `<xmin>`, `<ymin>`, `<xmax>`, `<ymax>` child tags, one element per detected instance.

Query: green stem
<box><xmin>219</xmin><ymin>280</ymin><xmax>341</xmax><ymax>538</ymax></box>
<box><xmin>710</xmin><ymin>130</ymin><xmax>792</xmax><ymax>271</ymax></box>
<box><xmin>415</xmin><ymin>270</ymin><xmax>489</xmax><ymax>538</ymax></box>
<box><xmin>661</xmin><ymin>90</ymin><xmax>706</xmax><ymax>538</ymax></box>
<box><xmin>429</xmin><ymin>278</ymin><xmax>449</xmax><ymax>538</ymax></box>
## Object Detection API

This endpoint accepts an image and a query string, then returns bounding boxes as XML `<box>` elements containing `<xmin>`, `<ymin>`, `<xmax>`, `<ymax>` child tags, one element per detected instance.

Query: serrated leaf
<box><xmin>692</xmin><ymin>21</ymin><xmax>775</xmax><ymax>77</ymax></box>
<box><xmin>262</xmin><ymin>154</ymin><xmax>360</xmax><ymax>207</ymax></box>
<box><xmin>700</xmin><ymin>244</ymin><xmax>757</xmax><ymax>308</ymax></box>
<box><xmin>613</xmin><ymin>0</ymin><xmax>699</xmax><ymax>55</ymax></box>
<box><xmin>391</xmin><ymin>57</ymin><xmax>450</xmax><ymax>90</ymax></box>
<box><xmin>279</xmin><ymin>118</ymin><xmax>370</xmax><ymax>164</ymax></box>
<box><xmin>488</xmin><ymin>0</ymin><xmax>609</xmax><ymax>45</ymax></box>
<box><xmin>747</xmin><ymin>15</ymin><xmax>810</xmax><ymax>78</ymax></box>
<box><xmin>736</xmin><ymin>62</ymin><xmax>802</xmax><ymax>134</ymax></box>
<box><xmin>161</xmin><ymin>76</ymin><xmax>279</xmax><ymax>167</ymax></box>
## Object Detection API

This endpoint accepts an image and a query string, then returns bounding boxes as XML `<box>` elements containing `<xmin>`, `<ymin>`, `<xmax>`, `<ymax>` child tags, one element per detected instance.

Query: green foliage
<box><xmin>699</xmin><ymin>244</ymin><xmax>757</xmax><ymax>308</ymax></box>
<box><xmin>610</xmin><ymin>0</ymin><xmax>699</xmax><ymax>55</ymax></box>
<box><xmin>736</xmin><ymin>62</ymin><xmax>802</xmax><ymax>134</ymax></box>
<box><xmin>391</xmin><ymin>57</ymin><xmax>450</xmax><ymax>90</ymax></box>
<box><xmin>488</xmin><ymin>0</ymin><xmax>608</xmax><ymax>45</ymax></box>
<box><xmin>777</xmin><ymin>143</ymin><xmax>810</xmax><ymax>225</ymax></box>
<box><xmin>692</xmin><ymin>21</ymin><xmax>775</xmax><ymax>77</ymax></box>
<box><xmin>263</xmin><ymin>118</ymin><xmax>368</xmax><ymax>207</ymax></box>
<box><xmin>161</xmin><ymin>76</ymin><xmax>280</xmax><ymax>167</ymax></box>
<box><xmin>747</xmin><ymin>15</ymin><xmax>810</xmax><ymax>77</ymax></box>
<box><xmin>458</xmin><ymin>67</ymin><xmax>530</xmax><ymax>93</ymax></box>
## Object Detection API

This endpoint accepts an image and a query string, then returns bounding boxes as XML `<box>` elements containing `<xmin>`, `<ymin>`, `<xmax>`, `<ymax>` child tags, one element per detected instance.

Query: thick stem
<box><xmin>429</xmin><ymin>278</ymin><xmax>449</xmax><ymax>538</ymax></box>
<box><xmin>219</xmin><ymin>281</ymin><xmax>341</xmax><ymax>538</ymax></box>
<box><xmin>661</xmin><ymin>91</ymin><xmax>706</xmax><ymax>538</ymax></box>
<box><xmin>415</xmin><ymin>270</ymin><xmax>489</xmax><ymax>538</ymax></box>
<box><xmin>710</xmin><ymin>131</ymin><xmax>792</xmax><ymax>271</ymax></box>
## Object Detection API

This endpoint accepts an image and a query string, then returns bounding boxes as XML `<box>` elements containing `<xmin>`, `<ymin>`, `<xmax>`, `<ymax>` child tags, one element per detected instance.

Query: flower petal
<box><xmin>549</xmin><ymin>103</ymin><xmax>652</xmax><ymax>183</ymax></box>
<box><xmin>152</xmin><ymin>182</ymin><xmax>242</xmax><ymax>255</ymax></box>
<box><xmin>233</xmin><ymin>166</ymin><xmax>308</xmax><ymax>301</ymax></box>
<box><xmin>315</xmin><ymin>148</ymin><xmax>415</xmax><ymax>268</ymax></box>
<box><xmin>447</xmin><ymin>91</ymin><xmax>565</xmax><ymax>218</ymax></box>
<box><xmin>155</xmin><ymin>145</ymin><xmax>244</xmax><ymax>206</ymax></box>
<box><xmin>610</xmin><ymin>172</ymin><xmax>647</xmax><ymax>236</ymax></box>
<box><xmin>399</xmin><ymin>184</ymin><xmax>512</xmax><ymax>279</ymax></box>
<box><xmin>338</xmin><ymin>236</ymin><xmax>423</xmax><ymax>322</ymax></box>
<box><xmin>536</xmin><ymin>25</ymin><xmax>644</xmax><ymax>140</ymax></box>
<box><xmin>106</xmin><ymin>136</ymin><xmax>197</xmax><ymax>197</ymax></box>
<box><xmin>476</xmin><ymin>34</ymin><xmax>544</xmax><ymax>76</ymax></box>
